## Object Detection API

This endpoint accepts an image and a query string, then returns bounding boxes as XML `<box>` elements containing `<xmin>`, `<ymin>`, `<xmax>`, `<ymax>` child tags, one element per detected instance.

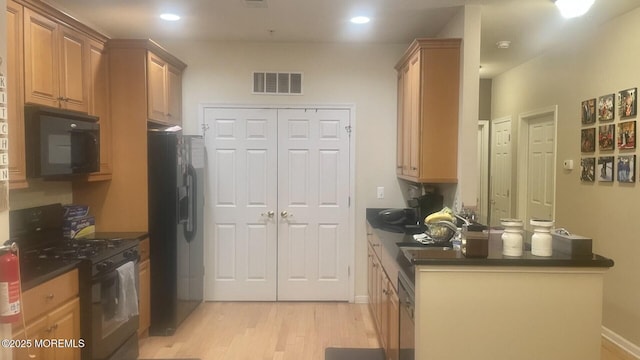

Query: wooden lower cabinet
<box><xmin>138</xmin><ymin>258</ymin><xmax>151</xmax><ymax>337</ymax></box>
<box><xmin>368</xmin><ymin>241</ymin><xmax>400</xmax><ymax>360</ymax></box>
<box><xmin>387</xmin><ymin>283</ymin><xmax>400</xmax><ymax>360</ymax></box>
<box><xmin>12</xmin><ymin>297</ymin><xmax>81</xmax><ymax>360</ymax></box>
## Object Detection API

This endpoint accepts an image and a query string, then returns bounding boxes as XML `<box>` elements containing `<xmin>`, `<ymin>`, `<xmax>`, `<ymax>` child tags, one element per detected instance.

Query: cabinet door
<box><xmin>167</xmin><ymin>64</ymin><xmax>182</xmax><ymax>125</ymax></box>
<box><xmin>380</xmin><ymin>272</ymin><xmax>390</xmax><ymax>351</ymax></box>
<box><xmin>387</xmin><ymin>286</ymin><xmax>400</xmax><ymax>360</ymax></box>
<box><xmin>23</xmin><ymin>7</ymin><xmax>59</xmax><ymax>108</ymax></box>
<box><xmin>11</xmin><ymin>315</ymin><xmax>49</xmax><ymax>360</ymax></box>
<box><xmin>147</xmin><ymin>51</ymin><xmax>168</xmax><ymax>123</ymax></box>
<box><xmin>87</xmin><ymin>39</ymin><xmax>112</xmax><ymax>179</ymax></box>
<box><xmin>58</xmin><ymin>25</ymin><xmax>88</xmax><ymax>112</ymax></box>
<box><xmin>49</xmin><ymin>298</ymin><xmax>81</xmax><ymax>360</ymax></box>
<box><xmin>401</xmin><ymin>63</ymin><xmax>411</xmax><ymax>175</ymax></box>
<box><xmin>367</xmin><ymin>245</ymin><xmax>376</xmax><ymax>316</ymax></box>
<box><xmin>407</xmin><ymin>52</ymin><xmax>421</xmax><ymax>178</ymax></box>
<box><xmin>138</xmin><ymin>258</ymin><xmax>151</xmax><ymax>337</ymax></box>
<box><xmin>396</xmin><ymin>71</ymin><xmax>404</xmax><ymax>175</ymax></box>
<box><xmin>6</xmin><ymin>0</ymin><xmax>28</xmax><ymax>189</ymax></box>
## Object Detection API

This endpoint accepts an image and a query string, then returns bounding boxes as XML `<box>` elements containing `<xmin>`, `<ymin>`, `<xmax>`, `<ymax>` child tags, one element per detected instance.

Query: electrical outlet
<box><xmin>377</xmin><ymin>186</ymin><xmax>384</xmax><ymax>199</ymax></box>
<box><xmin>563</xmin><ymin>159</ymin><xmax>574</xmax><ymax>170</ymax></box>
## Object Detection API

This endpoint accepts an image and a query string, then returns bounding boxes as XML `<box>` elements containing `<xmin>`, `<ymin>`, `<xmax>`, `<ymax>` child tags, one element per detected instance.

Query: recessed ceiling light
<box><xmin>160</xmin><ymin>13</ymin><xmax>180</xmax><ymax>21</ymax></box>
<box><xmin>553</xmin><ymin>0</ymin><xmax>595</xmax><ymax>19</ymax></box>
<box><xmin>350</xmin><ymin>16</ymin><xmax>370</xmax><ymax>24</ymax></box>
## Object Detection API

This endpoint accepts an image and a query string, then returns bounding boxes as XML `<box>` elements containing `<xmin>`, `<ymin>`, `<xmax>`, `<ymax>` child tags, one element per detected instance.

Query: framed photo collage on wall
<box><xmin>580</xmin><ymin>87</ymin><xmax>636</xmax><ymax>183</ymax></box>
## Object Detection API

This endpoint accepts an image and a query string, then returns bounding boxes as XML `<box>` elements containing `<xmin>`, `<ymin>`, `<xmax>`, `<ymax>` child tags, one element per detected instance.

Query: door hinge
<box><xmin>508</xmin><ymin>134</ymin><xmax>511</xmax><ymax>142</ymax></box>
<box><xmin>348</xmin><ymin>196</ymin><xmax>351</xmax><ymax>207</ymax></box>
<box><xmin>348</xmin><ymin>266</ymin><xmax>351</xmax><ymax>277</ymax></box>
<box><xmin>345</xmin><ymin>125</ymin><xmax>352</xmax><ymax>136</ymax></box>
<box><xmin>201</xmin><ymin>123</ymin><xmax>210</xmax><ymax>134</ymax></box>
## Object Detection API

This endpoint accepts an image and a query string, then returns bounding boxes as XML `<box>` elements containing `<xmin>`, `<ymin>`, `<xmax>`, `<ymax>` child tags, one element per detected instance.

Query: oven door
<box><xmin>398</xmin><ymin>272</ymin><xmax>415</xmax><ymax>360</ymax></box>
<box><xmin>91</xmin><ymin>261</ymin><xmax>139</xmax><ymax>360</ymax></box>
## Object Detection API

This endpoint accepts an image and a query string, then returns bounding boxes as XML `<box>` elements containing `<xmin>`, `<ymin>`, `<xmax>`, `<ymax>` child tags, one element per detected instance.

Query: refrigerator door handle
<box><xmin>184</xmin><ymin>164</ymin><xmax>197</xmax><ymax>242</ymax></box>
<box><xmin>178</xmin><ymin>185</ymin><xmax>189</xmax><ymax>224</ymax></box>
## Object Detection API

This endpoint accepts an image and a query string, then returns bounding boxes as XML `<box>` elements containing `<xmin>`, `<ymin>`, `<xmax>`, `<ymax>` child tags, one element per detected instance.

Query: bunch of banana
<box><xmin>424</xmin><ymin>207</ymin><xmax>455</xmax><ymax>224</ymax></box>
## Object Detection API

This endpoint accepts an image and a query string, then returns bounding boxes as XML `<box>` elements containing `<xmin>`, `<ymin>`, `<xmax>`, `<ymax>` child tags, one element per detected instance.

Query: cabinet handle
<box><xmin>45</xmin><ymin>293</ymin><xmax>54</xmax><ymax>300</ymax></box>
<box><xmin>45</xmin><ymin>324</ymin><xmax>58</xmax><ymax>333</ymax></box>
<box><xmin>412</xmin><ymin>167</ymin><xmax>417</xmax><ymax>170</ymax></box>
<box><xmin>372</xmin><ymin>243</ymin><xmax>380</xmax><ymax>247</ymax></box>
<box><xmin>167</xmin><ymin>113</ymin><xmax>172</xmax><ymax>117</ymax></box>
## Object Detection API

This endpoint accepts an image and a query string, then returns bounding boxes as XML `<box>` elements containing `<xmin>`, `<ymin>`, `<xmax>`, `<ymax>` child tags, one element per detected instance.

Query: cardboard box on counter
<box><xmin>64</xmin><ymin>216</ymin><xmax>95</xmax><ymax>239</ymax></box>
<box><xmin>552</xmin><ymin>231</ymin><xmax>592</xmax><ymax>258</ymax></box>
<box><xmin>63</xmin><ymin>204</ymin><xmax>90</xmax><ymax>219</ymax></box>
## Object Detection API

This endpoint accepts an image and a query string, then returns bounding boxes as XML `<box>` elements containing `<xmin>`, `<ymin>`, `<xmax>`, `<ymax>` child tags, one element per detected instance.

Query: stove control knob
<box><xmin>96</xmin><ymin>260</ymin><xmax>114</xmax><ymax>272</ymax></box>
<box><xmin>124</xmin><ymin>250</ymin><xmax>139</xmax><ymax>260</ymax></box>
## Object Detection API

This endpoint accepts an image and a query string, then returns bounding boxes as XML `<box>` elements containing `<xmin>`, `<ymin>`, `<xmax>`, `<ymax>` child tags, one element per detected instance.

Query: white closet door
<box><xmin>276</xmin><ymin>109</ymin><xmax>351</xmax><ymax>300</ymax></box>
<box><xmin>204</xmin><ymin>108</ymin><xmax>278</xmax><ymax>301</ymax></box>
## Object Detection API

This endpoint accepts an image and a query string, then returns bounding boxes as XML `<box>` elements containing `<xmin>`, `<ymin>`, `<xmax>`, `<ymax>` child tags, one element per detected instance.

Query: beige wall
<box><xmin>492</xmin><ymin>7</ymin><xmax>640</xmax><ymax>347</ymax></box>
<box><xmin>9</xmin><ymin>180</ymin><xmax>73</xmax><ymax>210</ymax></box>
<box><xmin>158</xmin><ymin>40</ymin><xmax>409</xmax><ymax>298</ymax></box>
<box><xmin>0</xmin><ymin>0</ymin><xmax>12</xmax><ymax>357</ymax></box>
<box><xmin>479</xmin><ymin>79</ymin><xmax>492</xmax><ymax>120</ymax></box>
<box><xmin>437</xmin><ymin>5</ymin><xmax>481</xmax><ymax>211</ymax></box>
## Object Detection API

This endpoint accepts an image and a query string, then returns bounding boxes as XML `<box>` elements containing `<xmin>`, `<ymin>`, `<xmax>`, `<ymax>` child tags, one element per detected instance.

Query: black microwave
<box><xmin>25</xmin><ymin>105</ymin><xmax>100</xmax><ymax>178</ymax></box>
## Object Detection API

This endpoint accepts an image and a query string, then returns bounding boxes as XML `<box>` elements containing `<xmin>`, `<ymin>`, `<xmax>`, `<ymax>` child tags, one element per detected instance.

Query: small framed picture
<box><xmin>598</xmin><ymin>93</ymin><xmax>615</xmax><ymax>121</ymax></box>
<box><xmin>597</xmin><ymin>156</ymin><xmax>614</xmax><ymax>182</ymax></box>
<box><xmin>618</xmin><ymin>88</ymin><xmax>637</xmax><ymax>119</ymax></box>
<box><xmin>581</xmin><ymin>128</ymin><xmax>596</xmax><ymax>152</ymax></box>
<box><xmin>598</xmin><ymin>124</ymin><xmax>615</xmax><ymax>151</ymax></box>
<box><xmin>617</xmin><ymin>121</ymin><xmax>636</xmax><ymax>149</ymax></box>
<box><xmin>581</xmin><ymin>98</ymin><xmax>596</xmax><ymax>125</ymax></box>
<box><xmin>580</xmin><ymin>157</ymin><xmax>595</xmax><ymax>182</ymax></box>
<box><xmin>617</xmin><ymin>155</ymin><xmax>636</xmax><ymax>183</ymax></box>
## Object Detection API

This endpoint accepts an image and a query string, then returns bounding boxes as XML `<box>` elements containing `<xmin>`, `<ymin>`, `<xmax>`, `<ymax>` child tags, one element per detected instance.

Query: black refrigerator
<box><xmin>147</xmin><ymin>129</ymin><xmax>205</xmax><ymax>336</ymax></box>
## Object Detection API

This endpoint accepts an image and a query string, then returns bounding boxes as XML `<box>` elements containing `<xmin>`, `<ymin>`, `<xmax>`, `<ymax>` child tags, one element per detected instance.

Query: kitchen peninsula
<box><xmin>366</xmin><ymin>209</ymin><xmax>614</xmax><ymax>360</ymax></box>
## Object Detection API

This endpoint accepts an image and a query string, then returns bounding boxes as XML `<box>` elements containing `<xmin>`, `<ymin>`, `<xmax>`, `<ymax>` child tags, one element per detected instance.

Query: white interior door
<box><xmin>204</xmin><ymin>108</ymin><xmax>278</xmax><ymax>301</ymax></box>
<box><xmin>526</xmin><ymin>116</ymin><xmax>555</xmax><ymax>222</ymax></box>
<box><xmin>204</xmin><ymin>107</ymin><xmax>351</xmax><ymax>301</ymax></box>
<box><xmin>276</xmin><ymin>109</ymin><xmax>350</xmax><ymax>301</ymax></box>
<box><xmin>477</xmin><ymin>121</ymin><xmax>489</xmax><ymax>225</ymax></box>
<box><xmin>490</xmin><ymin>118</ymin><xmax>512</xmax><ymax>226</ymax></box>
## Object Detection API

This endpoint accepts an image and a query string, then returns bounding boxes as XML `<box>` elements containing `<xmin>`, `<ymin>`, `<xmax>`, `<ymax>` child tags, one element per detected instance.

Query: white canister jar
<box><xmin>501</xmin><ymin>219</ymin><xmax>524</xmax><ymax>256</ymax></box>
<box><xmin>530</xmin><ymin>219</ymin><xmax>554</xmax><ymax>257</ymax></box>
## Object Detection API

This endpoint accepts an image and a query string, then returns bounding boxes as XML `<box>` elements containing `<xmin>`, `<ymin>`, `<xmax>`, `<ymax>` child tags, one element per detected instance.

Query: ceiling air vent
<box><xmin>253</xmin><ymin>72</ymin><xmax>303</xmax><ymax>95</ymax></box>
<box><xmin>244</xmin><ymin>0</ymin><xmax>267</xmax><ymax>8</ymax></box>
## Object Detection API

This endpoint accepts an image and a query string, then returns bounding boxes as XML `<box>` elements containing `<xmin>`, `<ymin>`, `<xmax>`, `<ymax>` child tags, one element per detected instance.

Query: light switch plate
<box><xmin>377</xmin><ymin>186</ymin><xmax>384</xmax><ymax>199</ymax></box>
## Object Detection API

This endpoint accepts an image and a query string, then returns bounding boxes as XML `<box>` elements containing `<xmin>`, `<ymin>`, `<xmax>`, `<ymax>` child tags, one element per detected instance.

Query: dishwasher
<box><xmin>398</xmin><ymin>270</ymin><xmax>415</xmax><ymax>360</ymax></box>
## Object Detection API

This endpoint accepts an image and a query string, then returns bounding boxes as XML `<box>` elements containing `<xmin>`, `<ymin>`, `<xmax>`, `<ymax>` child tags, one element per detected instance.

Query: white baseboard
<box><xmin>602</xmin><ymin>326</ymin><xmax>640</xmax><ymax>359</ymax></box>
<box><xmin>354</xmin><ymin>295</ymin><xmax>369</xmax><ymax>304</ymax></box>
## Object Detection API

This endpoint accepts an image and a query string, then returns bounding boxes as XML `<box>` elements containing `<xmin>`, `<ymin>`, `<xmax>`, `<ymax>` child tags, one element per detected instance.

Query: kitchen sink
<box><xmin>401</xmin><ymin>246</ymin><xmax>460</xmax><ymax>262</ymax></box>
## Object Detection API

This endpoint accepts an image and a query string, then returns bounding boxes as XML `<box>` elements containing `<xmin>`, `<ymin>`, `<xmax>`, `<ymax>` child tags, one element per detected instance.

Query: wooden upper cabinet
<box><xmin>6</xmin><ymin>0</ymin><xmax>28</xmax><ymax>189</ymax></box>
<box><xmin>147</xmin><ymin>50</ymin><xmax>183</xmax><ymax>125</ymax></box>
<box><xmin>167</xmin><ymin>64</ymin><xmax>182</xmax><ymax>125</ymax></box>
<box><xmin>147</xmin><ymin>51</ymin><xmax>167</xmax><ymax>123</ymax></box>
<box><xmin>395</xmin><ymin>38</ymin><xmax>461</xmax><ymax>183</ymax></box>
<box><xmin>87</xmin><ymin>39</ymin><xmax>112</xmax><ymax>180</ymax></box>
<box><xmin>23</xmin><ymin>7</ymin><xmax>88</xmax><ymax>112</ymax></box>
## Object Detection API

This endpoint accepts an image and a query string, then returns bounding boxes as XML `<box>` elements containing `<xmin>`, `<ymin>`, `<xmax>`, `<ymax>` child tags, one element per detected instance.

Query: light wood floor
<box><xmin>138</xmin><ymin>302</ymin><xmax>379</xmax><ymax>360</ymax></box>
<box><xmin>139</xmin><ymin>302</ymin><xmax>633</xmax><ymax>360</ymax></box>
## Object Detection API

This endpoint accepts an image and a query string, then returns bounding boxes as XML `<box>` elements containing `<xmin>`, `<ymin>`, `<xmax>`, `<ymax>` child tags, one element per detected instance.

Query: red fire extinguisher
<box><xmin>0</xmin><ymin>242</ymin><xmax>21</xmax><ymax>323</ymax></box>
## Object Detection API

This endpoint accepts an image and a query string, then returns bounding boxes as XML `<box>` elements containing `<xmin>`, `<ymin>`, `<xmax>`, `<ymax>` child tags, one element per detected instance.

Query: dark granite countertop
<box><xmin>88</xmin><ymin>232</ymin><xmax>149</xmax><ymax>241</ymax></box>
<box><xmin>366</xmin><ymin>208</ymin><xmax>615</xmax><ymax>292</ymax></box>
<box><xmin>21</xmin><ymin>260</ymin><xmax>81</xmax><ymax>291</ymax></box>
<box><xmin>369</xmin><ymin>221</ymin><xmax>614</xmax><ymax>267</ymax></box>
<box><xmin>19</xmin><ymin>232</ymin><xmax>149</xmax><ymax>291</ymax></box>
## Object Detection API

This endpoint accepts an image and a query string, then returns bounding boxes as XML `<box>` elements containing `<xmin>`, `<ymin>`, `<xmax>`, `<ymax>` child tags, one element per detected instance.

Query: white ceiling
<box><xmin>45</xmin><ymin>0</ymin><xmax>640</xmax><ymax>78</ymax></box>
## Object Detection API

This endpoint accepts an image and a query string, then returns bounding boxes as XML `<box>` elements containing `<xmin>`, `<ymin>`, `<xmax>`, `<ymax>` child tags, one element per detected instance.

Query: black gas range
<box><xmin>9</xmin><ymin>204</ymin><xmax>142</xmax><ymax>360</ymax></box>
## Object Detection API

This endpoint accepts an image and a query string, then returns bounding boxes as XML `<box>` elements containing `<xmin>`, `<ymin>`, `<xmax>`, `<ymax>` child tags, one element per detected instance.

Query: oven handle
<box><xmin>91</xmin><ymin>260</ymin><xmax>138</xmax><ymax>284</ymax></box>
